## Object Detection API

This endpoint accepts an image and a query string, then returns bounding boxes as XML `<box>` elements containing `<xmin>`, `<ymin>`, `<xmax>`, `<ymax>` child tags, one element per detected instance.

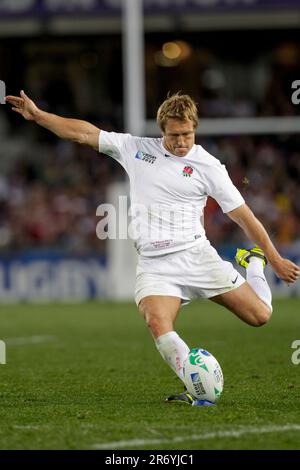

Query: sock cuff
<box><xmin>249</xmin><ymin>257</ymin><xmax>265</xmax><ymax>266</ymax></box>
<box><xmin>247</xmin><ymin>257</ymin><xmax>265</xmax><ymax>276</ymax></box>
<box><xmin>155</xmin><ymin>331</ymin><xmax>178</xmax><ymax>346</ymax></box>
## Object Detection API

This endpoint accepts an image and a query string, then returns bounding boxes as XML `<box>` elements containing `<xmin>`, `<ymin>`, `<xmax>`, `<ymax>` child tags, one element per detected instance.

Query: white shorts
<box><xmin>135</xmin><ymin>240</ymin><xmax>245</xmax><ymax>306</ymax></box>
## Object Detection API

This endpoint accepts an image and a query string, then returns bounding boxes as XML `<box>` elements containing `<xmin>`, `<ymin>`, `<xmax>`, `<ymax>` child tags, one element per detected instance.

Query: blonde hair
<box><xmin>156</xmin><ymin>92</ymin><xmax>198</xmax><ymax>132</ymax></box>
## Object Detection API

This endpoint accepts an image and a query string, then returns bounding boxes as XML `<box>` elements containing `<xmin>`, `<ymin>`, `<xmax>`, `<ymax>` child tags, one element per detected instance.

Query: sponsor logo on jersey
<box><xmin>135</xmin><ymin>150</ymin><xmax>156</xmax><ymax>164</ymax></box>
<box><xmin>182</xmin><ymin>165</ymin><xmax>193</xmax><ymax>177</ymax></box>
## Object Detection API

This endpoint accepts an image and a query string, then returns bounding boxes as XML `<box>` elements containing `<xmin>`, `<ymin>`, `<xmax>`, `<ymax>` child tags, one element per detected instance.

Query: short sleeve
<box><xmin>202</xmin><ymin>161</ymin><xmax>245</xmax><ymax>213</ymax></box>
<box><xmin>98</xmin><ymin>130</ymin><xmax>136</xmax><ymax>174</ymax></box>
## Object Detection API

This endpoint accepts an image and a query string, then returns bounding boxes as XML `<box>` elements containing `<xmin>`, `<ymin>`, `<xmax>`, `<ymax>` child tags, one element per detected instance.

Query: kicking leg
<box><xmin>211</xmin><ymin>282</ymin><xmax>271</xmax><ymax>326</ymax></box>
<box><xmin>236</xmin><ymin>247</ymin><xmax>272</xmax><ymax>313</ymax></box>
<box><xmin>211</xmin><ymin>246</ymin><xmax>272</xmax><ymax>326</ymax></box>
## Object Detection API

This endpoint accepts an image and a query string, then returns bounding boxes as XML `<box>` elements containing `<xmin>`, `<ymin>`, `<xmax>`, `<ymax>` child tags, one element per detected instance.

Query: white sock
<box><xmin>155</xmin><ymin>331</ymin><xmax>190</xmax><ymax>381</ymax></box>
<box><xmin>246</xmin><ymin>257</ymin><xmax>272</xmax><ymax>312</ymax></box>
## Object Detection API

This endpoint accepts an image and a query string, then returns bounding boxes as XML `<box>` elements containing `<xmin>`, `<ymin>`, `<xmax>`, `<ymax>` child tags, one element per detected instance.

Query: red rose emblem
<box><xmin>183</xmin><ymin>166</ymin><xmax>193</xmax><ymax>177</ymax></box>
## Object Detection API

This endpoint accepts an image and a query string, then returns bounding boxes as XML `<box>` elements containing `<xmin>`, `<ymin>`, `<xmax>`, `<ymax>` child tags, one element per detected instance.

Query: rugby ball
<box><xmin>183</xmin><ymin>348</ymin><xmax>223</xmax><ymax>403</ymax></box>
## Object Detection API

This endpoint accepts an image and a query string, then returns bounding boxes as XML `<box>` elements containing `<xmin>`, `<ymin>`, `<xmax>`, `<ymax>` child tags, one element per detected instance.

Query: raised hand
<box><xmin>271</xmin><ymin>257</ymin><xmax>300</xmax><ymax>285</ymax></box>
<box><xmin>5</xmin><ymin>90</ymin><xmax>40</xmax><ymax>121</ymax></box>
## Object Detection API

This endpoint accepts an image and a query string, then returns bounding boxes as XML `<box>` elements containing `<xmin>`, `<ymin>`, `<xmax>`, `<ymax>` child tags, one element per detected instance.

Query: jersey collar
<box><xmin>160</xmin><ymin>140</ymin><xmax>196</xmax><ymax>159</ymax></box>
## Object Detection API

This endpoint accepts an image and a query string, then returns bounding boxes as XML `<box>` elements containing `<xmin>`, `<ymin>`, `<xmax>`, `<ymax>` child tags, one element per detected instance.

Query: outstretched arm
<box><xmin>227</xmin><ymin>203</ymin><xmax>300</xmax><ymax>284</ymax></box>
<box><xmin>5</xmin><ymin>90</ymin><xmax>100</xmax><ymax>150</ymax></box>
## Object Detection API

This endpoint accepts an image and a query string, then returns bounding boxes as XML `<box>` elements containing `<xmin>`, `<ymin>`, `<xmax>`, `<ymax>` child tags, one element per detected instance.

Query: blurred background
<box><xmin>0</xmin><ymin>0</ymin><xmax>300</xmax><ymax>302</ymax></box>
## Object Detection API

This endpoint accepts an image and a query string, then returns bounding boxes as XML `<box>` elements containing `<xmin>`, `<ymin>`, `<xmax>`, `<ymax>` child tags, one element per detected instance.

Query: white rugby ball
<box><xmin>183</xmin><ymin>348</ymin><xmax>223</xmax><ymax>403</ymax></box>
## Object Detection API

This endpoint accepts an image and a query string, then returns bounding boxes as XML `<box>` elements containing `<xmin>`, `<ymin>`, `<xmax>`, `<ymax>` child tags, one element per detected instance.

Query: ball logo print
<box><xmin>183</xmin><ymin>348</ymin><xmax>223</xmax><ymax>404</ymax></box>
<box><xmin>189</xmin><ymin>349</ymin><xmax>209</xmax><ymax>371</ymax></box>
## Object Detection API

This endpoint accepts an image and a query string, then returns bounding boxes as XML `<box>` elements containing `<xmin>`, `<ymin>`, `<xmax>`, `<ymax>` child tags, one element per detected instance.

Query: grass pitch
<box><xmin>0</xmin><ymin>299</ymin><xmax>300</xmax><ymax>450</ymax></box>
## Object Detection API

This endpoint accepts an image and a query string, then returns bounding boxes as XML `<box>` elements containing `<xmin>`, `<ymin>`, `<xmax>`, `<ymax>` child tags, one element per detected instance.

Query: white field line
<box><xmin>13</xmin><ymin>423</ymin><xmax>97</xmax><ymax>432</ymax></box>
<box><xmin>92</xmin><ymin>423</ymin><xmax>300</xmax><ymax>449</ymax></box>
<box><xmin>13</xmin><ymin>425</ymin><xmax>50</xmax><ymax>430</ymax></box>
<box><xmin>4</xmin><ymin>335</ymin><xmax>57</xmax><ymax>345</ymax></box>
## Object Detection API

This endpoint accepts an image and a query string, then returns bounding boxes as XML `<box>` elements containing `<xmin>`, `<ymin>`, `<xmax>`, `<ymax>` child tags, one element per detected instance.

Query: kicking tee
<box><xmin>99</xmin><ymin>131</ymin><xmax>244</xmax><ymax>256</ymax></box>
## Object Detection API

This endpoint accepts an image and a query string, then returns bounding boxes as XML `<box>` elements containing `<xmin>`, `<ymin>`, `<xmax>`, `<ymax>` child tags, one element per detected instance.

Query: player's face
<box><xmin>163</xmin><ymin>118</ymin><xmax>195</xmax><ymax>157</ymax></box>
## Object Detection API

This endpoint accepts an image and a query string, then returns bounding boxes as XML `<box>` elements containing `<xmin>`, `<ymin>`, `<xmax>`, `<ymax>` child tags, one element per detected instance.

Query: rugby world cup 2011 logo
<box><xmin>182</xmin><ymin>166</ymin><xmax>193</xmax><ymax>177</ymax></box>
<box><xmin>189</xmin><ymin>349</ymin><xmax>208</xmax><ymax>372</ymax></box>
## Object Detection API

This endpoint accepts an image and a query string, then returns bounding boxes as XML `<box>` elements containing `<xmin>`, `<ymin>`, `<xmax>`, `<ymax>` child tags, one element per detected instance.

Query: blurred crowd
<box><xmin>145</xmin><ymin>39</ymin><xmax>300</xmax><ymax>119</ymax></box>
<box><xmin>0</xmin><ymin>122</ymin><xmax>124</xmax><ymax>254</ymax></box>
<box><xmin>0</xmin><ymin>111</ymin><xmax>299</xmax><ymax>254</ymax></box>
<box><xmin>202</xmin><ymin>135</ymin><xmax>300</xmax><ymax>249</ymax></box>
<box><xmin>0</xmin><ymin>34</ymin><xmax>300</xmax><ymax>254</ymax></box>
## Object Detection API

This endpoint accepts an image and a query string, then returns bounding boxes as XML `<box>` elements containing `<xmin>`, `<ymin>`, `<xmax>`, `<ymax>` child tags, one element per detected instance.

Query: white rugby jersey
<box><xmin>99</xmin><ymin>131</ymin><xmax>244</xmax><ymax>256</ymax></box>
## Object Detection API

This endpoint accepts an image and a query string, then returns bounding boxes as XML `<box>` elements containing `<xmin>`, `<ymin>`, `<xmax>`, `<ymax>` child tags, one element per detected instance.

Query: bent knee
<box><xmin>146</xmin><ymin>315</ymin><xmax>162</xmax><ymax>334</ymax></box>
<box><xmin>144</xmin><ymin>311</ymin><xmax>172</xmax><ymax>338</ymax></box>
<box><xmin>138</xmin><ymin>300</ymin><xmax>174</xmax><ymax>337</ymax></box>
<box><xmin>138</xmin><ymin>299</ymin><xmax>157</xmax><ymax>322</ymax></box>
<box><xmin>142</xmin><ymin>309</ymin><xmax>164</xmax><ymax>331</ymax></box>
<box><xmin>251</xmin><ymin>304</ymin><xmax>272</xmax><ymax>327</ymax></box>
